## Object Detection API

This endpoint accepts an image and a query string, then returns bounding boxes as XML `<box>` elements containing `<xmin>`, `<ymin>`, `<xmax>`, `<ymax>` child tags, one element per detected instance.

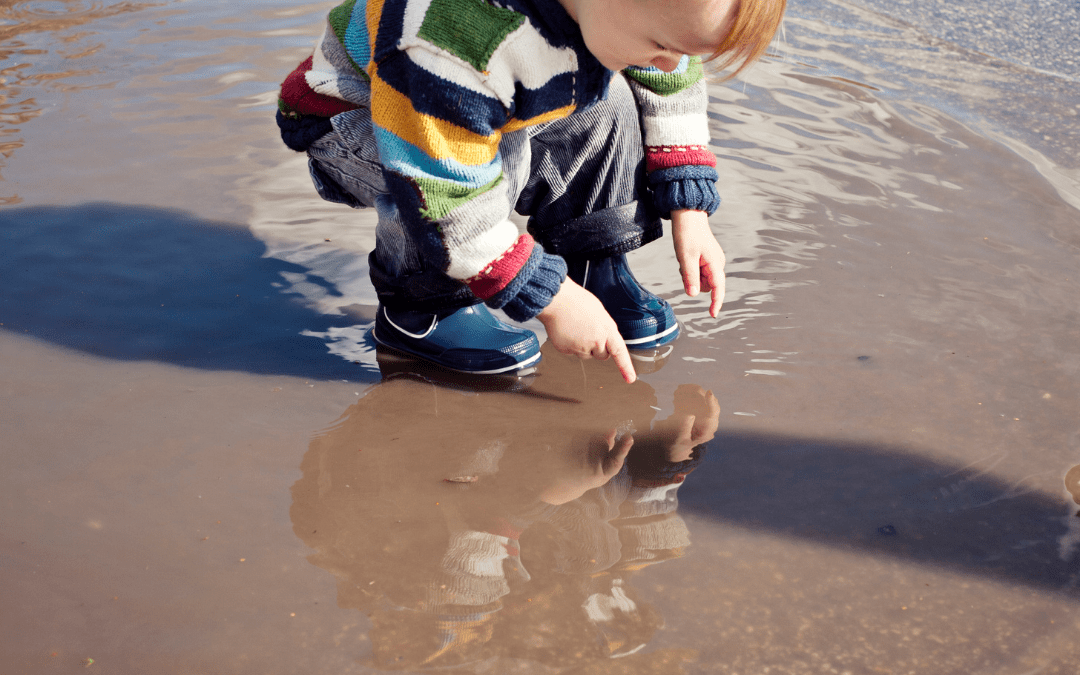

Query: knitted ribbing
<box><xmin>488</xmin><ymin>244</ymin><xmax>567</xmax><ymax>322</ymax></box>
<box><xmin>650</xmin><ymin>166</ymin><xmax>722</xmax><ymax>217</ymax></box>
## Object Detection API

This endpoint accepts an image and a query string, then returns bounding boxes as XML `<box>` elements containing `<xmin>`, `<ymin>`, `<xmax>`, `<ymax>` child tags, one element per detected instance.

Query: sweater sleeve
<box><xmin>624</xmin><ymin>56</ymin><xmax>721</xmax><ymax>217</ymax></box>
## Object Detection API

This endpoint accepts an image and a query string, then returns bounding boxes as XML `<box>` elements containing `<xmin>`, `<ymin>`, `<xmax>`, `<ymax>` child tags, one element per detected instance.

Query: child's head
<box><xmin>562</xmin><ymin>0</ymin><xmax>785</xmax><ymax>76</ymax></box>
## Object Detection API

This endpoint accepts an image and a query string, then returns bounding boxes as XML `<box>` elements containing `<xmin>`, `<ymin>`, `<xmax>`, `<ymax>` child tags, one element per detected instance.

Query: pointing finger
<box><xmin>608</xmin><ymin>337</ymin><xmax>637</xmax><ymax>384</ymax></box>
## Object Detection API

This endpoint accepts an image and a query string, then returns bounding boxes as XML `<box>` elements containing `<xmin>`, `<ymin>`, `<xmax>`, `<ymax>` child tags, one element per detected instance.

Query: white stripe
<box><xmin>582</xmin><ymin>585</ymin><xmax>638</xmax><ymax>623</ymax></box>
<box><xmin>397</xmin><ymin>0</ymin><xmax>497</xmax><ymax>100</ymax></box>
<box><xmin>399</xmin><ymin>41</ymin><xmax>494</xmax><ymax>97</ymax></box>
<box><xmin>308</xmin><ymin>34</ymin><xmax>370</xmax><ymax>103</ymax></box>
<box><xmin>467</xmin><ymin>351</ymin><xmax>540</xmax><ymax>374</ymax></box>
<box><xmin>398</xmin><ymin>17</ymin><xmax>578</xmax><ymax>110</ymax></box>
<box><xmin>634</xmin><ymin>484</ymin><xmax>679</xmax><ymax>503</ymax></box>
<box><xmin>399</xmin><ymin>0</ymin><xmax>435</xmax><ymax>42</ymax></box>
<box><xmin>445</xmin><ymin>218</ymin><xmax>521</xmax><ymax>280</ymax></box>
<box><xmin>484</xmin><ymin>21</ymin><xmax>579</xmax><ymax>107</ymax></box>
<box><xmin>624</xmin><ymin>322</ymin><xmax>679</xmax><ymax>345</ymax></box>
<box><xmin>444</xmin><ymin>531</ymin><xmax>509</xmax><ymax>578</ymax></box>
<box><xmin>311</xmin><ymin>29</ymin><xmax>338</xmax><ymax>73</ymax></box>
<box><xmin>642</xmin><ymin>113</ymin><xmax>711</xmax><ymax>147</ymax></box>
<box><xmin>305</xmin><ymin>70</ymin><xmax>344</xmax><ymax>99</ymax></box>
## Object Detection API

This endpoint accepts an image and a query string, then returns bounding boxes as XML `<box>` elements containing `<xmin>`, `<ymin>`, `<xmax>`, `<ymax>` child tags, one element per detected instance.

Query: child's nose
<box><xmin>651</xmin><ymin>54</ymin><xmax>682</xmax><ymax>73</ymax></box>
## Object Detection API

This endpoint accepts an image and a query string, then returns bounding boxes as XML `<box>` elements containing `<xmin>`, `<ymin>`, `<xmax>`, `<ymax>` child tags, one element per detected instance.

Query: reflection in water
<box><xmin>291</xmin><ymin>347</ymin><xmax>719</xmax><ymax>671</ymax></box>
<box><xmin>1062</xmin><ymin>464</ymin><xmax>1080</xmax><ymax>562</ymax></box>
<box><xmin>0</xmin><ymin>0</ymin><xmax>153</xmax><ymax>202</ymax></box>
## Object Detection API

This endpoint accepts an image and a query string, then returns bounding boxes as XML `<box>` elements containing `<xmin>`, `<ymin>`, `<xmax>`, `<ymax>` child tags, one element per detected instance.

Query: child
<box><xmin>277</xmin><ymin>0</ymin><xmax>785</xmax><ymax>382</ymax></box>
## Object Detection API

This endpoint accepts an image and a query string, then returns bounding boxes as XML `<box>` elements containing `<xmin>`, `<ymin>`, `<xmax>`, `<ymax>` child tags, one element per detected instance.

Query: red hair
<box><xmin>709</xmin><ymin>0</ymin><xmax>787</xmax><ymax>78</ymax></box>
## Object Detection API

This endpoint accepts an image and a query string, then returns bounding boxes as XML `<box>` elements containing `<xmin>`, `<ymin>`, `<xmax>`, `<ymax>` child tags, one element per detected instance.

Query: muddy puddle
<box><xmin>2</xmin><ymin>0</ymin><xmax>1080</xmax><ymax>673</ymax></box>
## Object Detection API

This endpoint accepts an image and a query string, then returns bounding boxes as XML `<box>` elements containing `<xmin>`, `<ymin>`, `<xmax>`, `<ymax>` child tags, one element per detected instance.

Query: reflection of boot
<box><xmin>372</xmin><ymin>304</ymin><xmax>540</xmax><ymax>374</ymax></box>
<box><xmin>375</xmin><ymin>346</ymin><xmax>538</xmax><ymax>393</ymax></box>
<box><xmin>567</xmin><ymin>255</ymin><xmax>679</xmax><ymax>350</ymax></box>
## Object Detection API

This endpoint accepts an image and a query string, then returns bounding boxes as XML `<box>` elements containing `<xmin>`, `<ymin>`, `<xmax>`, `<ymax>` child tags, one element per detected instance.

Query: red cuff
<box><xmin>645</xmin><ymin>145</ymin><xmax>717</xmax><ymax>173</ymax></box>
<box><xmin>465</xmin><ymin>234</ymin><xmax>535</xmax><ymax>300</ymax></box>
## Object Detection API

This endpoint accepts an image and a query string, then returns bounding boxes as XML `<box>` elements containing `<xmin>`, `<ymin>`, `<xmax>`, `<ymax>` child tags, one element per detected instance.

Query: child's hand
<box><xmin>658</xmin><ymin>385</ymin><xmax>721</xmax><ymax>462</ymax></box>
<box><xmin>537</xmin><ymin>279</ymin><xmax>637</xmax><ymax>383</ymax></box>
<box><xmin>671</xmin><ymin>209</ymin><xmax>726</xmax><ymax>318</ymax></box>
<box><xmin>538</xmin><ymin>428</ymin><xmax>633</xmax><ymax>505</ymax></box>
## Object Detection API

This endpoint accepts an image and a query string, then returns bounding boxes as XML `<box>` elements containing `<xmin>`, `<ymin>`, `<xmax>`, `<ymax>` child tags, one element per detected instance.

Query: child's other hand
<box><xmin>538</xmin><ymin>428</ymin><xmax>633</xmax><ymax>505</ymax></box>
<box><xmin>537</xmin><ymin>279</ymin><xmax>637</xmax><ymax>383</ymax></box>
<box><xmin>671</xmin><ymin>209</ymin><xmax>726</xmax><ymax>318</ymax></box>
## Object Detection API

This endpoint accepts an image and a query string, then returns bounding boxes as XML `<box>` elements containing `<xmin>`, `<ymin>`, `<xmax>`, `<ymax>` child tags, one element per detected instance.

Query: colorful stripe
<box><xmin>279</xmin><ymin>56</ymin><xmax>360</xmax><ymax>117</ymax></box>
<box><xmin>328</xmin><ymin>0</ymin><xmax>368</xmax><ymax>75</ymax></box>
<box><xmin>413</xmin><ymin>173</ymin><xmax>503</xmax><ymax>222</ymax></box>
<box><xmin>624</xmin><ymin>56</ymin><xmax>703</xmax><ymax>96</ymax></box>
<box><xmin>641</xmin><ymin>112</ymin><xmax>711</xmax><ymax>147</ymax></box>
<box><xmin>417</xmin><ymin>0</ymin><xmax>525</xmax><ymax>72</ymax></box>
<box><xmin>365</xmin><ymin>0</ymin><xmax>386</xmax><ymax>75</ymax></box>
<box><xmin>645</xmin><ymin>145</ymin><xmax>716</xmax><ymax>172</ymax></box>
<box><xmin>371</xmin><ymin>0</ymin><xmax>404</xmax><ymax>62</ymax></box>
<box><xmin>465</xmin><ymin>234</ymin><xmax>535</xmax><ymax>299</ymax></box>
<box><xmin>481</xmin><ymin>18</ymin><xmax>579</xmax><ymax>101</ymax></box>
<box><xmin>374</xmin><ymin>51</ymin><xmax>509</xmax><ymax>136</ymax></box>
<box><xmin>370</xmin><ymin>74</ymin><xmax>502</xmax><ymax>165</ymax></box>
<box><xmin>503</xmin><ymin>103</ymin><xmax>575</xmax><ymax>132</ymax></box>
<box><xmin>373</xmin><ymin>127</ymin><xmax>502</xmax><ymax>188</ymax></box>
<box><xmin>442</xmin><ymin>196</ymin><xmax>519</xmax><ymax>278</ymax></box>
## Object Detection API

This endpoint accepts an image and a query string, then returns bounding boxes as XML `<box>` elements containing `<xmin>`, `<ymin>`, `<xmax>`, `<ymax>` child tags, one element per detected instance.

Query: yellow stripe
<box><xmin>370</xmin><ymin>74</ymin><xmax>501</xmax><ymax>166</ymax></box>
<box><xmin>365</xmin><ymin>0</ymin><xmax>384</xmax><ymax>75</ymax></box>
<box><xmin>502</xmin><ymin>104</ymin><xmax>576</xmax><ymax>133</ymax></box>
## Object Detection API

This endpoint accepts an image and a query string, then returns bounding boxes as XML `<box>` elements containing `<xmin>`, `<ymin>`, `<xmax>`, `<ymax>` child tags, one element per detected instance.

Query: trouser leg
<box><xmin>510</xmin><ymin>74</ymin><xmax>663</xmax><ymax>262</ymax></box>
<box><xmin>306</xmin><ymin>107</ymin><xmax>475</xmax><ymax>312</ymax></box>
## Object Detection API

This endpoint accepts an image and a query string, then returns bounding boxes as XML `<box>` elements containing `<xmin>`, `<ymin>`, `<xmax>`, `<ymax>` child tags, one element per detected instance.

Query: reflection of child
<box><xmin>277</xmin><ymin>0</ymin><xmax>786</xmax><ymax>382</ymax></box>
<box><xmin>290</xmin><ymin>351</ymin><xmax>720</xmax><ymax>669</ymax></box>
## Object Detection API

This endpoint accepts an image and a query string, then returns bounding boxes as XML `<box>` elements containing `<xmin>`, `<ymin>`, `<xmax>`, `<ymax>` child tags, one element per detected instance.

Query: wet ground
<box><xmin>2</xmin><ymin>0</ymin><xmax>1079</xmax><ymax>673</ymax></box>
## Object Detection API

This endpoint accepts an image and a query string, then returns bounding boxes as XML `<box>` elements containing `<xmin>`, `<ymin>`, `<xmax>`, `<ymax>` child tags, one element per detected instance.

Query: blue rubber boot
<box><xmin>567</xmin><ymin>254</ymin><xmax>679</xmax><ymax>349</ymax></box>
<box><xmin>372</xmin><ymin>304</ymin><xmax>541</xmax><ymax>375</ymax></box>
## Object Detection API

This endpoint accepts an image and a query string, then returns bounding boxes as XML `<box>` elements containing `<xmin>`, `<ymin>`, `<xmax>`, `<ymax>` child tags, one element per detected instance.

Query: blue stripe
<box><xmin>373</xmin><ymin>126</ymin><xmax>503</xmax><ymax>188</ymax></box>
<box><xmin>500</xmin><ymin>0</ymin><xmax>581</xmax><ymax>50</ymax></box>
<box><xmin>510</xmin><ymin>72</ymin><xmax>576</xmax><ymax>121</ymax></box>
<box><xmin>377</xmin><ymin>52</ymin><xmax>508</xmax><ymax>136</ymax></box>
<box><xmin>343</xmin><ymin>1</ymin><xmax>371</xmax><ymax>69</ymax></box>
<box><xmin>373</xmin><ymin>0</ymin><xmax>407</xmax><ymax>62</ymax></box>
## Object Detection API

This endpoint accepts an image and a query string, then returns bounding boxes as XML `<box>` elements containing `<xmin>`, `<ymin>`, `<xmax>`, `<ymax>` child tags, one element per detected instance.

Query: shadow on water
<box><xmin>0</xmin><ymin>202</ymin><xmax>377</xmax><ymax>381</ymax></box>
<box><xmin>678</xmin><ymin>432</ymin><xmax>1080</xmax><ymax>595</ymax></box>
<box><xmin>291</xmin><ymin>347</ymin><xmax>1077</xmax><ymax>670</ymax></box>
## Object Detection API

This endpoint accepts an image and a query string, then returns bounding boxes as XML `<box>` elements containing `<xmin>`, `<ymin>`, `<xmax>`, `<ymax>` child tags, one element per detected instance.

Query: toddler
<box><xmin>277</xmin><ymin>0</ymin><xmax>785</xmax><ymax>382</ymax></box>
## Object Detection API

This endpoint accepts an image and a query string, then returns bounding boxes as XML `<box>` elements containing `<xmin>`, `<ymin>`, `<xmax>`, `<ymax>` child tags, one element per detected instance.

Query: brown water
<box><xmin>3</xmin><ymin>0</ymin><xmax>1080</xmax><ymax>673</ymax></box>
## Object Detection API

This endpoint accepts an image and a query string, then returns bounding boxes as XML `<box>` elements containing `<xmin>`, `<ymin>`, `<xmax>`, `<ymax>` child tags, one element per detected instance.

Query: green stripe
<box><xmin>418</xmin><ymin>0</ymin><xmax>525</xmax><ymax>72</ymax></box>
<box><xmin>328</xmin><ymin>0</ymin><xmax>365</xmax><ymax>76</ymax></box>
<box><xmin>625</xmin><ymin>57</ymin><xmax>704</xmax><ymax>96</ymax></box>
<box><xmin>414</xmin><ymin>174</ymin><xmax>503</xmax><ymax>222</ymax></box>
<box><xmin>328</xmin><ymin>0</ymin><xmax>358</xmax><ymax>43</ymax></box>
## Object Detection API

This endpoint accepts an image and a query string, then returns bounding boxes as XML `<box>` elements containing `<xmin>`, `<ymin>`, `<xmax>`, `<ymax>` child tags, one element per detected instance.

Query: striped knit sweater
<box><xmin>279</xmin><ymin>0</ymin><xmax>720</xmax><ymax>319</ymax></box>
